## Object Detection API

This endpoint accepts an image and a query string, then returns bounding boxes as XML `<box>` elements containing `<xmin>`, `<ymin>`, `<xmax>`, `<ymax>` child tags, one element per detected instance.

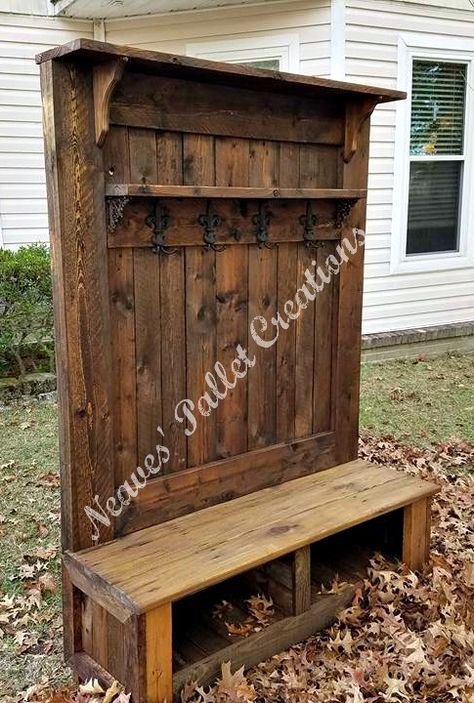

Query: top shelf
<box><xmin>105</xmin><ymin>185</ymin><xmax>367</xmax><ymax>200</ymax></box>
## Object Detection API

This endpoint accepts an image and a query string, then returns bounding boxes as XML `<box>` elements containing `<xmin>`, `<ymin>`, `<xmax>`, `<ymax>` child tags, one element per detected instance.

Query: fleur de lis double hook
<box><xmin>252</xmin><ymin>202</ymin><xmax>275</xmax><ymax>249</ymax></box>
<box><xmin>198</xmin><ymin>201</ymin><xmax>226</xmax><ymax>252</ymax></box>
<box><xmin>299</xmin><ymin>201</ymin><xmax>321</xmax><ymax>249</ymax></box>
<box><xmin>146</xmin><ymin>201</ymin><xmax>177</xmax><ymax>255</ymax></box>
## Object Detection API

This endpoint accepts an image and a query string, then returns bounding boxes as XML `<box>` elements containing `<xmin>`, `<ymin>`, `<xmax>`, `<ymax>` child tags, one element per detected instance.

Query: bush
<box><xmin>0</xmin><ymin>244</ymin><xmax>54</xmax><ymax>378</ymax></box>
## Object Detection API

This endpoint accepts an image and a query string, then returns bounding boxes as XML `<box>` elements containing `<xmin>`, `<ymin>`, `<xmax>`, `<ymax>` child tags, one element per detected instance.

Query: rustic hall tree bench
<box><xmin>38</xmin><ymin>40</ymin><xmax>437</xmax><ymax>703</ymax></box>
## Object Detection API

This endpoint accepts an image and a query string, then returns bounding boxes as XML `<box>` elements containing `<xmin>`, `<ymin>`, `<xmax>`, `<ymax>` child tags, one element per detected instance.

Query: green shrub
<box><xmin>0</xmin><ymin>244</ymin><xmax>54</xmax><ymax>378</ymax></box>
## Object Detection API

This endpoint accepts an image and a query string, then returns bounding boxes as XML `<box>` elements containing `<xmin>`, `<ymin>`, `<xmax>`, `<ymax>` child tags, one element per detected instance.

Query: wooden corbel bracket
<box><xmin>93</xmin><ymin>57</ymin><xmax>128</xmax><ymax>147</ymax></box>
<box><xmin>343</xmin><ymin>98</ymin><xmax>378</xmax><ymax>163</ymax></box>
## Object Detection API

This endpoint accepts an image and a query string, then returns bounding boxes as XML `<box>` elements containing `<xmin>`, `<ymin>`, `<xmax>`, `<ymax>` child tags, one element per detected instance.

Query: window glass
<box><xmin>406</xmin><ymin>60</ymin><xmax>467</xmax><ymax>255</ymax></box>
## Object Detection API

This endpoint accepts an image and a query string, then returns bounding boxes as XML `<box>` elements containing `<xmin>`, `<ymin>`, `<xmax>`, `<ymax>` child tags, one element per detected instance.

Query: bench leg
<box><xmin>144</xmin><ymin>602</ymin><xmax>173</xmax><ymax>703</ymax></box>
<box><xmin>292</xmin><ymin>546</ymin><xmax>311</xmax><ymax>615</ymax></box>
<box><xmin>403</xmin><ymin>498</ymin><xmax>432</xmax><ymax>571</ymax></box>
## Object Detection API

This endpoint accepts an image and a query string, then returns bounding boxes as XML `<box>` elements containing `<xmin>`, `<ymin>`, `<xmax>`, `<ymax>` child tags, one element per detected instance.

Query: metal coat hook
<box><xmin>146</xmin><ymin>201</ymin><xmax>177</xmax><ymax>255</ymax></box>
<box><xmin>198</xmin><ymin>201</ymin><xmax>226</xmax><ymax>252</ymax></box>
<box><xmin>299</xmin><ymin>201</ymin><xmax>321</xmax><ymax>249</ymax></box>
<box><xmin>252</xmin><ymin>202</ymin><xmax>275</xmax><ymax>249</ymax></box>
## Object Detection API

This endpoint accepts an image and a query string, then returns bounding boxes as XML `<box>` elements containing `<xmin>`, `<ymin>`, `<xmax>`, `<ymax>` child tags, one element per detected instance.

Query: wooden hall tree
<box><xmin>38</xmin><ymin>39</ymin><xmax>437</xmax><ymax>702</ymax></box>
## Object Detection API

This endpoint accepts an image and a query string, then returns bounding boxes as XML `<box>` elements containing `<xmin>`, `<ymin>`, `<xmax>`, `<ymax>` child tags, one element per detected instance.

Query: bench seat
<box><xmin>64</xmin><ymin>459</ymin><xmax>437</xmax><ymax>621</ymax></box>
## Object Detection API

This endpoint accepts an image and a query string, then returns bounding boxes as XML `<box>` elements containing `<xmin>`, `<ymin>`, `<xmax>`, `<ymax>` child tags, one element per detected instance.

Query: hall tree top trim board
<box><xmin>36</xmin><ymin>37</ymin><xmax>405</xmax><ymax>103</ymax></box>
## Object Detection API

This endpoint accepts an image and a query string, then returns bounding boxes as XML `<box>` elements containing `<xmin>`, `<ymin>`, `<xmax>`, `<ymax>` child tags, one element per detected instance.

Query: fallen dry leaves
<box><xmin>181</xmin><ymin>436</ymin><xmax>474</xmax><ymax>703</ymax></box>
<box><xmin>8</xmin><ymin>435</ymin><xmax>474</xmax><ymax>703</ymax></box>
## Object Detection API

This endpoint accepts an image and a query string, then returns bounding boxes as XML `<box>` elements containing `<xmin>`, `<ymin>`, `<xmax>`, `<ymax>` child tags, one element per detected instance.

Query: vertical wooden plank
<box><xmin>157</xmin><ymin>132</ymin><xmax>187</xmax><ymax>474</ymax></box>
<box><xmin>313</xmin><ymin>241</ymin><xmax>337</xmax><ymax>434</ymax></box>
<box><xmin>103</xmin><ymin>126</ymin><xmax>130</xmax><ymax>184</ymax></box>
<box><xmin>276</xmin><ymin>143</ymin><xmax>298</xmax><ymax>442</ymax></box>
<box><xmin>91</xmin><ymin>602</ymin><xmax>109</xmax><ymax>670</ymax></box>
<box><xmin>129</xmin><ymin>129</ymin><xmax>163</xmax><ymax>465</ymax></box>
<box><xmin>109</xmin><ymin>248</ymin><xmax>137</xmax><ymax>486</ymax></box>
<box><xmin>335</xmin><ymin>113</ymin><xmax>370</xmax><ymax>463</ymax></box>
<box><xmin>294</xmin><ymin>149</ymin><xmax>316</xmax><ymax>439</ymax></box>
<box><xmin>183</xmin><ymin>134</ymin><xmax>217</xmax><ymax>466</ymax></box>
<box><xmin>298</xmin><ymin>144</ymin><xmax>338</xmax><ymax>188</ymax></box>
<box><xmin>292</xmin><ymin>546</ymin><xmax>312</xmax><ymax>615</ymax></box>
<box><xmin>129</xmin><ymin>127</ymin><xmax>158</xmax><ymax>185</ymax></box>
<box><xmin>215</xmin><ymin>137</ymin><xmax>249</xmax><ymax>457</ymax></box>
<box><xmin>248</xmin><ymin>140</ymin><xmax>279</xmax><ymax>449</ymax></box>
<box><xmin>144</xmin><ymin>604</ymin><xmax>173</xmax><ymax>703</ymax></box>
<box><xmin>41</xmin><ymin>59</ymin><xmax>115</xmax><ymax>660</ymax></box>
<box><xmin>403</xmin><ymin>498</ymin><xmax>431</xmax><ymax>571</ymax></box>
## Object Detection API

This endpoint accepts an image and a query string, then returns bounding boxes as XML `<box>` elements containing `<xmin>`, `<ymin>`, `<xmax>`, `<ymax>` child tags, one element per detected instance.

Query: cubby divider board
<box><xmin>38</xmin><ymin>39</ymin><xmax>437</xmax><ymax>703</ymax></box>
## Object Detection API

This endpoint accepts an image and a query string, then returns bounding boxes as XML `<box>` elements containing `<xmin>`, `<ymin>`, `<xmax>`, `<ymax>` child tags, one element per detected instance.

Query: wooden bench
<box><xmin>37</xmin><ymin>38</ymin><xmax>435</xmax><ymax>703</ymax></box>
<box><xmin>64</xmin><ymin>460</ymin><xmax>436</xmax><ymax>699</ymax></box>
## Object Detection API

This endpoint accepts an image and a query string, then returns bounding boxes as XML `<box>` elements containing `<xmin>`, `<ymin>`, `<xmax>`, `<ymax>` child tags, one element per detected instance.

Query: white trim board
<box><xmin>391</xmin><ymin>32</ymin><xmax>474</xmax><ymax>274</ymax></box>
<box><xmin>186</xmin><ymin>33</ymin><xmax>300</xmax><ymax>72</ymax></box>
<box><xmin>330</xmin><ymin>0</ymin><xmax>345</xmax><ymax>79</ymax></box>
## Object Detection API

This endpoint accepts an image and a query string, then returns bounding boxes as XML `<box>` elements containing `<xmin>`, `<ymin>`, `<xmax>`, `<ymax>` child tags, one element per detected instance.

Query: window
<box><xmin>407</xmin><ymin>60</ymin><xmax>467</xmax><ymax>255</ymax></box>
<box><xmin>391</xmin><ymin>35</ymin><xmax>474</xmax><ymax>274</ymax></box>
<box><xmin>186</xmin><ymin>34</ymin><xmax>300</xmax><ymax>73</ymax></box>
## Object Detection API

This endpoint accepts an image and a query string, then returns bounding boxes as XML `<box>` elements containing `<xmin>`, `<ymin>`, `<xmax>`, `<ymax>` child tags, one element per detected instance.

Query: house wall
<box><xmin>104</xmin><ymin>0</ymin><xmax>332</xmax><ymax>76</ymax></box>
<box><xmin>0</xmin><ymin>12</ymin><xmax>93</xmax><ymax>248</ymax></box>
<box><xmin>1</xmin><ymin>0</ymin><xmax>473</xmax><ymax>334</ymax></box>
<box><xmin>346</xmin><ymin>0</ymin><xmax>474</xmax><ymax>332</ymax></box>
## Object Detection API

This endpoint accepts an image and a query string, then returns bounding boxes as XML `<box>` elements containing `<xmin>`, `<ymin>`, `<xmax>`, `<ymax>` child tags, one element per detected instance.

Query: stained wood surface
<box><xmin>36</xmin><ymin>39</ymin><xmax>406</xmax><ymax>105</ymax></box>
<box><xmin>403</xmin><ymin>498</ymin><xmax>432</xmax><ymax>571</ymax></box>
<box><xmin>108</xmin><ymin>197</ymin><xmax>353</xmax><ymax>248</ymax></box>
<box><xmin>118</xmin><ymin>432</ymin><xmax>337</xmax><ymax>535</ymax></box>
<box><xmin>106</xmin><ymin>185</ymin><xmax>367</xmax><ymax>199</ymax></box>
<box><xmin>66</xmin><ymin>460</ymin><xmax>437</xmax><ymax>615</ymax></box>
<box><xmin>173</xmin><ymin>586</ymin><xmax>355</xmax><ymax>692</ymax></box>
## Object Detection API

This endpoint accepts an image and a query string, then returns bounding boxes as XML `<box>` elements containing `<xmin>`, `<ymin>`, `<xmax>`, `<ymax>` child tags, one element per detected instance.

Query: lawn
<box><xmin>360</xmin><ymin>352</ymin><xmax>474</xmax><ymax>446</ymax></box>
<box><xmin>0</xmin><ymin>351</ymin><xmax>473</xmax><ymax>701</ymax></box>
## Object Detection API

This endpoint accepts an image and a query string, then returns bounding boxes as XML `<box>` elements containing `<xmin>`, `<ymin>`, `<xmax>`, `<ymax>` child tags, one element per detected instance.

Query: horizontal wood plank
<box><xmin>66</xmin><ymin>460</ymin><xmax>437</xmax><ymax>615</ymax></box>
<box><xmin>107</xmin><ymin>197</ymin><xmax>356</xmax><ymax>248</ymax></box>
<box><xmin>118</xmin><ymin>432</ymin><xmax>337</xmax><ymax>534</ymax></box>
<box><xmin>106</xmin><ymin>185</ymin><xmax>367</xmax><ymax>200</ymax></box>
<box><xmin>36</xmin><ymin>39</ymin><xmax>406</xmax><ymax>105</ymax></box>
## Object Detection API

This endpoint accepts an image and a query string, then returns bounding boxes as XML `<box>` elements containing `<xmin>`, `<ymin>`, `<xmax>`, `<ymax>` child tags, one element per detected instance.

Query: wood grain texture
<box><xmin>174</xmin><ymin>587</ymin><xmax>356</xmax><ymax>692</ymax></box>
<box><xmin>145</xmin><ymin>604</ymin><xmax>173</xmax><ymax>703</ymax></box>
<box><xmin>403</xmin><ymin>498</ymin><xmax>432</xmax><ymax>571</ymax></box>
<box><xmin>67</xmin><ymin>460</ymin><xmax>437</xmax><ymax>614</ymax></box>
<box><xmin>36</xmin><ymin>39</ymin><xmax>406</xmax><ymax>104</ymax></box>
<box><xmin>107</xmin><ymin>197</ymin><xmax>349</xmax><ymax>249</ymax></box>
<box><xmin>215</xmin><ymin>138</ymin><xmax>249</xmax><ymax>458</ymax></box>
<box><xmin>118</xmin><ymin>432</ymin><xmax>337</xmax><ymax>534</ymax></box>
<box><xmin>107</xmin><ymin>185</ymin><xmax>367</xmax><ymax>199</ymax></box>
<box><xmin>293</xmin><ymin>546</ymin><xmax>312</xmax><ymax>615</ymax></box>
<box><xmin>275</xmin><ymin>143</ymin><xmax>298</xmax><ymax>443</ymax></box>
<box><xmin>183</xmin><ymin>134</ymin><xmax>217</xmax><ymax>467</ymax></box>
<box><xmin>111</xmin><ymin>73</ymin><xmax>345</xmax><ymax>145</ymax></box>
<box><xmin>334</xmin><ymin>118</ymin><xmax>370</xmax><ymax>464</ymax></box>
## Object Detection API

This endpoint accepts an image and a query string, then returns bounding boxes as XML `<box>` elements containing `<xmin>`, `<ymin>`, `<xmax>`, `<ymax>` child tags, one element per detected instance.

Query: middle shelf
<box><xmin>105</xmin><ymin>184</ymin><xmax>368</xmax><ymax>200</ymax></box>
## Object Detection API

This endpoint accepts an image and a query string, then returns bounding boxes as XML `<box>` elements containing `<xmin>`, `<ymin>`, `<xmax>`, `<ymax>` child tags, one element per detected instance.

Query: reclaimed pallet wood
<box><xmin>38</xmin><ymin>38</ymin><xmax>436</xmax><ymax>703</ymax></box>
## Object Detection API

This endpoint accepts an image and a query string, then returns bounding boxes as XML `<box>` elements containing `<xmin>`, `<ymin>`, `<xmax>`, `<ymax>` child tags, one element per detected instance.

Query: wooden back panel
<box><xmin>39</xmin><ymin>41</ymin><xmax>403</xmax><ymax>559</ymax></box>
<box><xmin>103</xmin><ymin>126</ymin><xmax>344</xmax><ymax>535</ymax></box>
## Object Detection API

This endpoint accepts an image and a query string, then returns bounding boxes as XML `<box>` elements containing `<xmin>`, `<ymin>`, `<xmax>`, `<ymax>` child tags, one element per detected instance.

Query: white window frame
<box><xmin>391</xmin><ymin>33</ymin><xmax>474</xmax><ymax>274</ymax></box>
<box><xmin>186</xmin><ymin>34</ymin><xmax>300</xmax><ymax>73</ymax></box>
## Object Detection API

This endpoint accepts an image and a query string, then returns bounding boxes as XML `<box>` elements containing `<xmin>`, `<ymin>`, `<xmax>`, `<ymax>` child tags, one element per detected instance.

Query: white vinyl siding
<box><xmin>0</xmin><ymin>12</ymin><xmax>93</xmax><ymax>249</ymax></box>
<box><xmin>346</xmin><ymin>0</ymin><xmax>474</xmax><ymax>333</ymax></box>
<box><xmin>105</xmin><ymin>0</ymin><xmax>332</xmax><ymax>78</ymax></box>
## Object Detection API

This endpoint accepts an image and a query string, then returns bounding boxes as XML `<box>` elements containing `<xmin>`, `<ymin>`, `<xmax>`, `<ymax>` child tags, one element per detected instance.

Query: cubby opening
<box><xmin>172</xmin><ymin>508</ymin><xmax>403</xmax><ymax>690</ymax></box>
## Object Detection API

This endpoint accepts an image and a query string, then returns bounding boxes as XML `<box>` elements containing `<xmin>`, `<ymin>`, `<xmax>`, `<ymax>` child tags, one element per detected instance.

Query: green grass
<box><xmin>0</xmin><ymin>401</ymin><xmax>66</xmax><ymax>697</ymax></box>
<box><xmin>360</xmin><ymin>351</ymin><xmax>474</xmax><ymax>446</ymax></box>
<box><xmin>0</xmin><ymin>351</ymin><xmax>473</xmax><ymax>696</ymax></box>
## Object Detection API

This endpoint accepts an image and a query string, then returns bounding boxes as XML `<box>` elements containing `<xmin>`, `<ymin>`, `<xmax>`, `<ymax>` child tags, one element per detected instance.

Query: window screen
<box><xmin>406</xmin><ymin>60</ymin><xmax>467</xmax><ymax>255</ymax></box>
